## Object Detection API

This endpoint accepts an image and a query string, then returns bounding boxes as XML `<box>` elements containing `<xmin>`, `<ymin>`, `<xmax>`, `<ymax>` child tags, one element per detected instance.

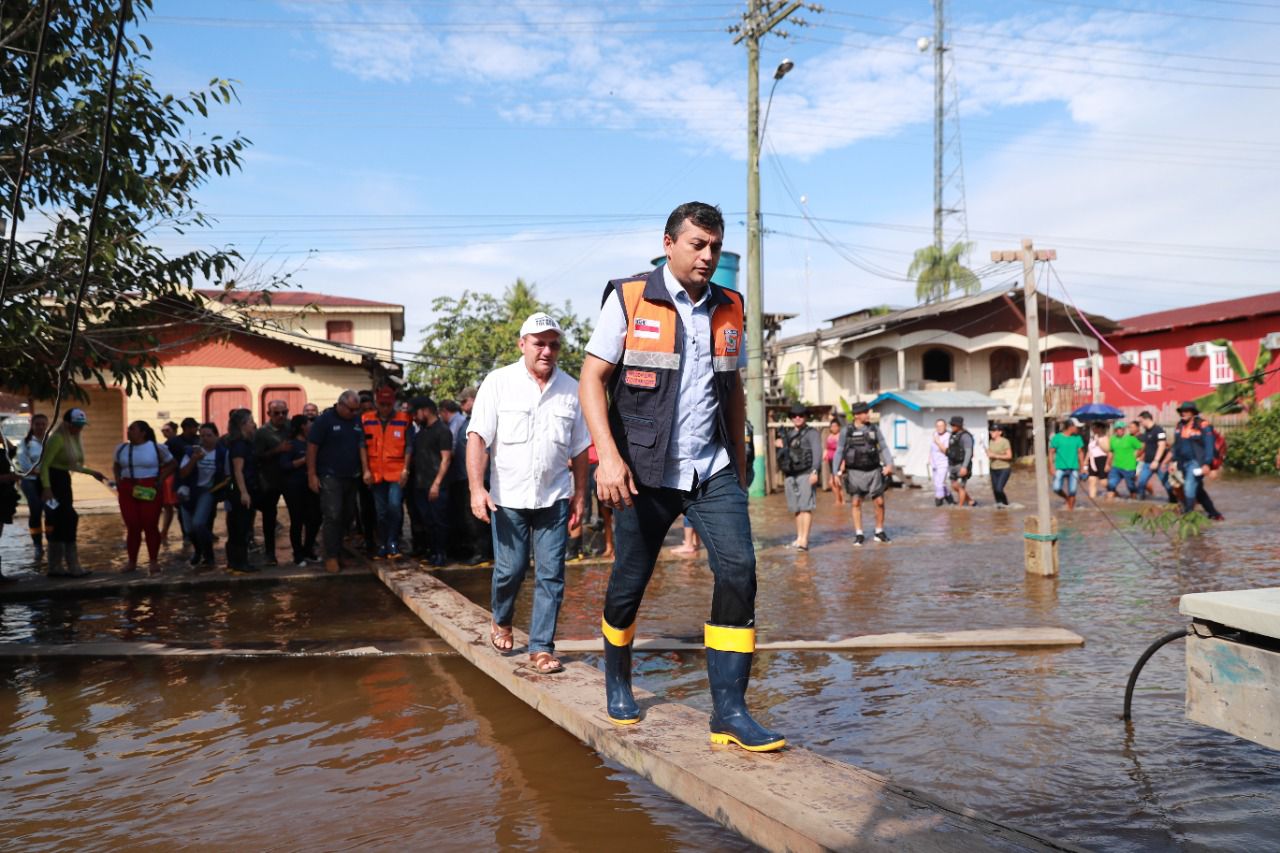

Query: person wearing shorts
<box><xmin>775</xmin><ymin>403</ymin><xmax>822</xmax><ymax>551</ymax></box>
<box><xmin>837</xmin><ymin>402</ymin><xmax>893</xmax><ymax>546</ymax></box>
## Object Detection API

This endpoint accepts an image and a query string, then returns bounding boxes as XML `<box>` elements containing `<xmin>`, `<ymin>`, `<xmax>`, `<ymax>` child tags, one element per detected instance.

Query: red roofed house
<box><xmin>1044</xmin><ymin>290</ymin><xmax>1280</xmax><ymax>419</ymax></box>
<box><xmin>31</xmin><ymin>289</ymin><xmax>405</xmax><ymax>497</ymax></box>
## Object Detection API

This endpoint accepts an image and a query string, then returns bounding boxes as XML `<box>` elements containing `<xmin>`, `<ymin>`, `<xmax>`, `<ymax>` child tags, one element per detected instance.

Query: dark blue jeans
<box><xmin>369</xmin><ymin>481</ymin><xmax>403</xmax><ymax>552</ymax></box>
<box><xmin>605</xmin><ymin>467</ymin><xmax>755</xmax><ymax>631</ymax></box>
<box><xmin>990</xmin><ymin>468</ymin><xmax>1011</xmax><ymax>505</ymax></box>
<box><xmin>491</xmin><ymin>499</ymin><xmax>570</xmax><ymax>655</ymax></box>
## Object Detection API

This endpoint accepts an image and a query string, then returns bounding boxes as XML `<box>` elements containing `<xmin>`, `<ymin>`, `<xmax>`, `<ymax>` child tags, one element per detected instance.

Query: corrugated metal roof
<box><xmin>869</xmin><ymin>390</ymin><xmax>1003</xmax><ymax>412</ymax></box>
<box><xmin>1117</xmin><ymin>290</ymin><xmax>1280</xmax><ymax>336</ymax></box>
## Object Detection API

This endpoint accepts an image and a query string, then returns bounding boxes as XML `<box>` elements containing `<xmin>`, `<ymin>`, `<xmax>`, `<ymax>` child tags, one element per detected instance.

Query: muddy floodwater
<box><xmin>3</xmin><ymin>472</ymin><xmax>1279</xmax><ymax>850</ymax></box>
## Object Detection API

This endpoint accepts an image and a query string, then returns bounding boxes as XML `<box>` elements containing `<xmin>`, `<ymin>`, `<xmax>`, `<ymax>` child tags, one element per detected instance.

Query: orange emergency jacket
<box><xmin>603</xmin><ymin>267</ymin><xmax>745</xmax><ymax>489</ymax></box>
<box><xmin>361</xmin><ymin>410</ymin><xmax>411</xmax><ymax>484</ymax></box>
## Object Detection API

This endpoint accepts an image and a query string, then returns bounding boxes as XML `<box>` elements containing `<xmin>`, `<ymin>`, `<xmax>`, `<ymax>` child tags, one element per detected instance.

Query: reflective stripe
<box><xmin>712</xmin><ymin>356</ymin><xmax>740</xmax><ymax>372</ymax></box>
<box><xmin>622</xmin><ymin>350</ymin><xmax>681</xmax><ymax>370</ymax></box>
<box><xmin>704</xmin><ymin>623</ymin><xmax>754</xmax><ymax>653</ymax></box>
<box><xmin>602</xmin><ymin>618</ymin><xmax>636</xmax><ymax>647</ymax></box>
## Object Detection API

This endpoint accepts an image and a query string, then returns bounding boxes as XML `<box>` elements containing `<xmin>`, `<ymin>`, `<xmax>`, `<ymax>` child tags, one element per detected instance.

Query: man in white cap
<box><xmin>467</xmin><ymin>311</ymin><xmax>591</xmax><ymax>674</ymax></box>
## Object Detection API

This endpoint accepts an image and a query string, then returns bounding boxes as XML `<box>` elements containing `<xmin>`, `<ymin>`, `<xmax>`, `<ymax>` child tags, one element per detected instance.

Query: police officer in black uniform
<box><xmin>837</xmin><ymin>402</ymin><xmax>893</xmax><ymax>545</ymax></box>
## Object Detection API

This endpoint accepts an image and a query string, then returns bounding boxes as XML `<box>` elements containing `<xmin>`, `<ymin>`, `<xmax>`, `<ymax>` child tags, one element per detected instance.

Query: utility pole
<box><xmin>733</xmin><ymin>0</ymin><xmax>810</xmax><ymax>497</ymax></box>
<box><xmin>992</xmin><ymin>240</ymin><xmax>1058</xmax><ymax>577</ymax></box>
<box><xmin>933</xmin><ymin>0</ymin><xmax>945</xmax><ymax>254</ymax></box>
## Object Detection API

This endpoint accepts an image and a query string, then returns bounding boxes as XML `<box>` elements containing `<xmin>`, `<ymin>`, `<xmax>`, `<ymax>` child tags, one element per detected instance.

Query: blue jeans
<box><xmin>605</xmin><ymin>467</ymin><xmax>755</xmax><ymax>631</ymax></box>
<box><xmin>491</xmin><ymin>499</ymin><xmax>570</xmax><ymax>655</ymax></box>
<box><xmin>181</xmin><ymin>488</ymin><xmax>217</xmax><ymax>557</ymax></box>
<box><xmin>1136</xmin><ymin>462</ymin><xmax>1171</xmax><ymax>500</ymax></box>
<box><xmin>370</xmin><ymin>481</ymin><xmax>403</xmax><ymax>552</ymax></box>
<box><xmin>1052</xmin><ymin>468</ymin><xmax>1079</xmax><ymax>497</ymax></box>
<box><xmin>1107</xmin><ymin>467</ymin><xmax>1137</xmax><ymax>495</ymax></box>
<box><xmin>1179</xmin><ymin>462</ymin><xmax>1220</xmax><ymax>515</ymax></box>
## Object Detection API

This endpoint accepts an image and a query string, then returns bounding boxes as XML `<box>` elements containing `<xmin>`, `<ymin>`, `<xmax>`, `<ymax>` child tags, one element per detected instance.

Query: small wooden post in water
<box><xmin>993</xmin><ymin>239</ymin><xmax>1058</xmax><ymax>577</ymax></box>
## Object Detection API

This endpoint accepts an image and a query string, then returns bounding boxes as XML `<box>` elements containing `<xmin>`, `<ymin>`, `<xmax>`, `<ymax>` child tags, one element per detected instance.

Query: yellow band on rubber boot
<box><xmin>602</xmin><ymin>618</ymin><xmax>636</xmax><ymax>647</ymax></box>
<box><xmin>704</xmin><ymin>624</ymin><xmax>754</xmax><ymax>653</ymax></box>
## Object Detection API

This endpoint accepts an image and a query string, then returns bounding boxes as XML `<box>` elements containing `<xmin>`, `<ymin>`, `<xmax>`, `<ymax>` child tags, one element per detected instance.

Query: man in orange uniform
<box><xmin>361</xmin><ymin>386</ymin><xmax>412</xmax><ymax>559</ymax></box>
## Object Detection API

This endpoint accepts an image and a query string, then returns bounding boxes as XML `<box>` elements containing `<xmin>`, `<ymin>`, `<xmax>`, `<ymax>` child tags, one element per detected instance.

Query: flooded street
<box><xmin>2</xmin><ymin>473</ymin><xmax>1279</xmax><ymax>850</ymax></box>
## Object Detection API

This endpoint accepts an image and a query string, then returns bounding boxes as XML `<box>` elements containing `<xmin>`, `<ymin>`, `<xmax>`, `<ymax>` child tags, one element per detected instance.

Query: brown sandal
<box><xmin>529</xmin><ymin>651</ymin><xmax>563</xmax><ymax>674</ymax></box>
<box><xmin>490</xmin><ymin>623</ymin><xmax>514</xmax><ymax>652</ymax></box>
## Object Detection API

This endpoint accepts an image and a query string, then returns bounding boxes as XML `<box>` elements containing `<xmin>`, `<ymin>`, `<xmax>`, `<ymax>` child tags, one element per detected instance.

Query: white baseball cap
<box><xmin>519</xmin><ymin>312</ymin><xmax>561</xmax><ymax>337</ymax></box>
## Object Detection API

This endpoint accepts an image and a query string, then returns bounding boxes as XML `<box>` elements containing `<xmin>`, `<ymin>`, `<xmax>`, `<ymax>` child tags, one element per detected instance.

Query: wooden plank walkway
<box><xmin>373</xmin><ymin>564</ymin><xmax>1084</xmax><ymax>852</ymax></box>
<box><xmin>0</xmin><ymin>638</ymin><xmax>452</xmax><ymax>659</ymax></box>
<box><xmin>555</xmin><ymin>627</ymin><xmax>1084</xmax><ymax>654</ymax></box>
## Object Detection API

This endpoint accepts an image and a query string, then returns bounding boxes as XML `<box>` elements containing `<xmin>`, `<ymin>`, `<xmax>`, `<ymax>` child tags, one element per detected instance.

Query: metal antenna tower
<box><xmin>931</xmin><ymin>0</ymin><xmax>969</xmax><ymax>256</ymax></box>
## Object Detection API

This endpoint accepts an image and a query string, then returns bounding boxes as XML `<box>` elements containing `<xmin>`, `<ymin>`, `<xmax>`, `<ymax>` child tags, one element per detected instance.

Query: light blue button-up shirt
<box><xmin>584</xmin><ymin>264</ymin><xmax>746</xmax><ymax>491</ymax></box>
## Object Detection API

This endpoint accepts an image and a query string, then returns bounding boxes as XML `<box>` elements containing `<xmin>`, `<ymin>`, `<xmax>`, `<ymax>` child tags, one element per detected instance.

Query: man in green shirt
<box><xmin>1049</xmin><ymin>417</ymin><xmax>1086</xmax><ymax>511</ymax></box>
<box><xmin>1106</xmin><ymin>420</ymin><xmax>1143</xmax><ymax>501</ymax></box>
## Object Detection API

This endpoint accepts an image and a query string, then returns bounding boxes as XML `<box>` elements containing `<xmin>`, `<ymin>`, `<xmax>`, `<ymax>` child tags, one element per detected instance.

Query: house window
<box><xmin>1140</xmin><ymin>350</ymin><xmax>1161</xmax><ymax>391</ymax></box>
<box><xmin>865</xmin><ymin>357</ymin><xmax>881</xmax><ymax>393</ymax></box>
<box><xmin>922</xmin><ymin>348</ymin><xmax>953</xmax><ymax>382</ymax></box>
<box><xmin>893</xmin><ymin>418</ymin><xmax>908</xmax><ymax>449</ymax></box>
<box><xmin>1073</xmin><ymin>357</ymin><xmax>1093</xmax><ymax>394</ymax></box>
<box><xmin>1209</xmin><ymin>345</ymin><xmax>1233</xmax><ymax>385</ymax></box>
<box><xmin>326</xmin><ymin>320</ymin><xmax>354</xmax><ymax>343</ymax></box>
<box><xmin>1042</xmin><ymin>362</ymin><xmax>1055</xmax><ymax>387</ymax></box>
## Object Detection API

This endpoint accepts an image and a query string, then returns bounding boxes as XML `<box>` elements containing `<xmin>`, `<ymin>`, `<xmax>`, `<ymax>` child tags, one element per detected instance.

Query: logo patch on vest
<box><xmin>723</xmin><ymin>328</ymin><xmax>739</xmax><ymax>353</ymax></box>
<box><xmin>623</xmin><ymin>369</ymin><xmax>658</xmax><ymax>389</ymax></box>
<box><xmin>633</xmin><ymin>318</ymin><xmax>661</xmax><ymax>339</ymax></box>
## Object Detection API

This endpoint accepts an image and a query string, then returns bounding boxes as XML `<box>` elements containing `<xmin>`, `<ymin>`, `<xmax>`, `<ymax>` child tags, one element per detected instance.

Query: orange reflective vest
<box><xmin>603</xmin><ymin>267</ymin><xmax>745</xmax><ymax>489</ymax></box>
<box><xmin>361</xmin><ymin>410</ymin><xmax>411</xmax><ymax>483</ymax></box>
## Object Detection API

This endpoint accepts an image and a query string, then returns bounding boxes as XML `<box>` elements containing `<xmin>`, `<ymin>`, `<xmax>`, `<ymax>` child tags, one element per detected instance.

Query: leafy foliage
<box><xmin>907</xmin><ymin>241</ymin><xmax>980</xmax><ymax>304</ymax></box>
<box><xmin>1223</xmin><ymin>395</ymin><xmax>1280</xmax><ymax>474</ymax></box>
<box><xmin>1126</xmin><ymin>503</ymin><xmax>1209</xmax><ymax>541</ymax></box>
<box><xmin>1193</xmin><ymin>338</ymin><xmax>1274</xmax><ymax>415</ymax></box>
<box><xmin>405</xmin><ymin>279</ymin><xmax>591</xmax><ymax>399</ymax></box>
<box><xmin>1</xmin><ymin>1</ymin><xmax>267</xmax><ymax>400</ymax></box>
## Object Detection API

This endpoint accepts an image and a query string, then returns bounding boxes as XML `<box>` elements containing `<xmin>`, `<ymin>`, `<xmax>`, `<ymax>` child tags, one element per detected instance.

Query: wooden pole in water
<box><xmin>993</xmin><ymin>239</ymin><xmax>1058</xmax><ymax>576</ymax></box>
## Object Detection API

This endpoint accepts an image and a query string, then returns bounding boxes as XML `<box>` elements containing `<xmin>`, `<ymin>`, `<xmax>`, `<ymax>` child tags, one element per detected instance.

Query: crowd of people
<box><xmin>770</xmin><ymin>397</ymin><xmax>1244</xmax><ymax>552</ymax></box>
<box><xmin>0</xmin><ymin>383</ymin><xmax>521</xmax><ymax>579</ymax></box>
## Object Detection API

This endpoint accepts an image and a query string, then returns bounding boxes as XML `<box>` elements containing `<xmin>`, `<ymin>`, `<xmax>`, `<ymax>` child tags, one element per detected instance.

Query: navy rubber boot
<box><xmin>603</xmin><ymin>619</ymin><xmax>639</xmax><ymax>725</ymax></box>
<box><xmin>705</xmin><ymin>626</ymin><xmax>785</xmax><ymax>752</ymax></box>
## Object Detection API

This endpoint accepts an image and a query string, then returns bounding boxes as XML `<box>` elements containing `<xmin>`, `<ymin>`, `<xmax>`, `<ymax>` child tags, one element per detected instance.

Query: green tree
<box><xmin>1194</xmin><ymin>338</ymin><xmax>1274</xmax><ymax>415</ymax></box>
<box><xmin>406</xmin><ymin>279</ymin><xmax>591</xmax><ymax>398</ymax></box>
<box><xmin>907</xmin><ymin>242</ymin><xmax>981</xmax><ymax>304</ymax></box>
<box><xmin>1223</xmin><ymin>395</ymin><xmax>1280</xmax><ymax>474</ymax></box>
<box><xmin>1</xmin><ymin>1</ymin><xmax>264</xmax><ymax>400</ymax></box>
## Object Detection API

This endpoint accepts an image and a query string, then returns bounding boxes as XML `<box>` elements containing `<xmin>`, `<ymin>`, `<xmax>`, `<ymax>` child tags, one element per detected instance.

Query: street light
<box><xmin>745</xmin><ymin>57</ymin><xmax>794</xmax><ymax>497</ymax></box>
<box><xmin>759</xmin><ymin>58</ymin><xmax>793</xmax><ymax>144</ymax></box>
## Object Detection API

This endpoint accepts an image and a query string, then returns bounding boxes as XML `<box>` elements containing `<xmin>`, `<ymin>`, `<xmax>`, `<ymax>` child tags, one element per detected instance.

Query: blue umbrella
<box><xmin>1070</xmin><ymin>402</ymin><xmax>1125</xmax><ymax>422</ymax></box>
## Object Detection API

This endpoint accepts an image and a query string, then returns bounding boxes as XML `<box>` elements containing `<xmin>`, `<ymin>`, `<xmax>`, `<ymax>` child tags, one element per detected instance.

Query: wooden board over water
<box><xmin>374</xmin><ymin>564</ymin><xmax>1083</xmax><ymax>853</ymax></box>
<box><xmin>554</xmin><ymin>627</ymin><xmax>1084</xmax><ymax>654</ymax></box>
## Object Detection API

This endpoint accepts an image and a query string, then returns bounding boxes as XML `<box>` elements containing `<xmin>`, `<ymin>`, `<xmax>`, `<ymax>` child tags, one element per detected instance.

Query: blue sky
<box><xmin>141</xmin><ymin>1</ymin><xmax>1280</xmax><ymax>346</ymax></box>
